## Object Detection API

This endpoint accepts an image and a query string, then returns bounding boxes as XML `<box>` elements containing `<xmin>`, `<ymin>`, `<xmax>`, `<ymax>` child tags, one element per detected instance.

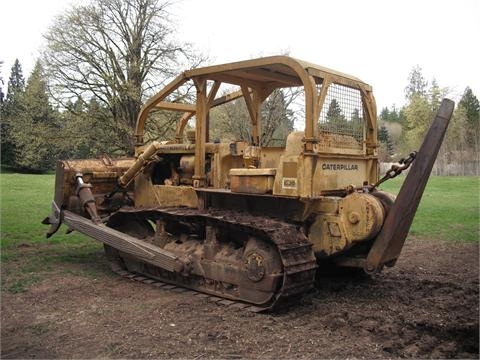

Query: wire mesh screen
<box><xmin>318</xmin><ymin>84</ymin><xmax>364</xmax><ymax>150</ymax></box>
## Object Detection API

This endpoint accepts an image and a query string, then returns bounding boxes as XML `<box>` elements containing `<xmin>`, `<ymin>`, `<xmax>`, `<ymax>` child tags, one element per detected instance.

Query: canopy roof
<box><xmin>183</xmin><ymin>55</ymin><xmax>369</xmax><ymax>88</ymax></box>
<box><xmin>135</xmin><ymin>55</ymin><xmax>375</xmax><ymax>147</ymax></box>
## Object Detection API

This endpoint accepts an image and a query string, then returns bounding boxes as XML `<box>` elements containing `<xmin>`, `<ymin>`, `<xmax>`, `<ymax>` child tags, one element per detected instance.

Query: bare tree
<box><xmin>209</xmin><ymin>87</ymin><xmax>302</xmax><ymax>146</ymax></box>
<box><xmin>43</xmin><ymin>0</ymin><xmax>205</xmax><ymax>153</ymax></box>
<box><xmin>260</xmin><ymin>89</ymin><xmax>295</xmax><ymax>146</ymax></box>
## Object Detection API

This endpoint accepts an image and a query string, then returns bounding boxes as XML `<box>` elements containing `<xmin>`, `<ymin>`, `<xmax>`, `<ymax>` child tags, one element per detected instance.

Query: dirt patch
<box><xmin>1</xmin><ymin>237</ymin><xmax>478</xmax><ymax>359</ymax></box>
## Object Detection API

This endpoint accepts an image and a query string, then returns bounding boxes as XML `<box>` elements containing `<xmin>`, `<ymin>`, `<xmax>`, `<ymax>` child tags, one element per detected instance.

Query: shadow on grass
<box><xmin>0</xmin><ymin>164</ymin><xmax>54</xmax><ymax>174</ymax></box>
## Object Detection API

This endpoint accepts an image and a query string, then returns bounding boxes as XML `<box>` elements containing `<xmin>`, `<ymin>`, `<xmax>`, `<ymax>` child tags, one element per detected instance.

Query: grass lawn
<box><xmin>379</xmin><ymin>176</ymin><xmax>479</xmax><ymax>242</ymax></box>
<box><xmin>0</xmin><ymin>173</ymin><xmax>96</xmax><ymax>249</ymax></box>
<box><xmin>0</xmin><ymin>173</ymin><xmax>104</xmax><ymax>293</ymax></box>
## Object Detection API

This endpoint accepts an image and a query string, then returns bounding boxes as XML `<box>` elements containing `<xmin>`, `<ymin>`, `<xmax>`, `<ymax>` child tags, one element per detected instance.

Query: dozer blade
<box><xmin>62</xmin><ymin>210</ymin><xmax>185</xmax><ymax>273</ymax></box>
<box><xmin>365</xmin><ymin>98</ymin><xmax>455</xmax><ymax>273</ymax></box>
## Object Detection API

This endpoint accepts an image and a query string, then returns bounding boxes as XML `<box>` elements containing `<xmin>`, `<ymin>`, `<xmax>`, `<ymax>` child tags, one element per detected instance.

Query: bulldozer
<box><xmin>43</xmin><ymin>56</ymin><xmax>454</xmax><ymax>311</ymax></box>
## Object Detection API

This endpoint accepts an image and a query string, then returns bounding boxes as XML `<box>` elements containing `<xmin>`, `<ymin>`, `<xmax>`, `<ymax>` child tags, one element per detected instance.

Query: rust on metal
<box><xmin>43</xmin><ymin>56</ymin><xmax>454</xmax><ymax>310</ymax></box>
<box><xmin>372</xmin><ymin>151</ymin><xmax>417</xmax><ymax>189</ymax></box>
<box><xmin>365</xmin><ymin>99</ymin><xmax>455</xmax><ymax>273</ymax></box>
<box><xmin>99</xmin><ymin>207</ymin><xmax>317</xmax><ymax>310</ymax></box>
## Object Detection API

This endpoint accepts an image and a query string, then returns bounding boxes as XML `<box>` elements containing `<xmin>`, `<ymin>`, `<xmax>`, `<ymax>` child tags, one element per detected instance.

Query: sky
<box><xmin>1</xmin><ymin>0</ymin><xmax>479</xmax><ymax>110</ymax></box>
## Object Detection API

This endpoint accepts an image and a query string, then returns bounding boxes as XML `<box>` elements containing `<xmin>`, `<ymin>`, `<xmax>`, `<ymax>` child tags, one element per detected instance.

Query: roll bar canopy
<box><xmin>134</xmin><ymin>55</ymin><xmax>377</xmax><ymax>186</ymax></box>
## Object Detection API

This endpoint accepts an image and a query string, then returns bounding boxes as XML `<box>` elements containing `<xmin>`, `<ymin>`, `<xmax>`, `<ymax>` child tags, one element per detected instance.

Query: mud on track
<box><xmin>1</xmin><ymin>237</ymin><xmax>478</xmax><ymax>359</ymax></box>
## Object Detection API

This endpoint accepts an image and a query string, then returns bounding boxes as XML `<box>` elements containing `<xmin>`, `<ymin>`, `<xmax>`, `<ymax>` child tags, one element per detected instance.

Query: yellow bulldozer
<box><xmin>44</xmin><ymin>56</ymin><xmax>454</xmax><ymax>311</ymax></box>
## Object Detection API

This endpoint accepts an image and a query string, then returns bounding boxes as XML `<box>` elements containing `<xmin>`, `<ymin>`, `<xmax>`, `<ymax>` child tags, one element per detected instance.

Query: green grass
<box><xmin>7</xmin><ymin>275</ymin><xmax>41</xmax><ymax>293</ymax></box>
<box><xmin>0</xmin><ymin>173</ymin><xmax>96</xmax><ymax>248</ymax></box>
<box><xmin>379</xmin><ymin>176</ymin><xmax>479</xmax><ymax>242</ymax></box>
<box><xmin>0</xmin><ymin>172</ymin><xmax>104</xmax><ymax>293</ymax></box>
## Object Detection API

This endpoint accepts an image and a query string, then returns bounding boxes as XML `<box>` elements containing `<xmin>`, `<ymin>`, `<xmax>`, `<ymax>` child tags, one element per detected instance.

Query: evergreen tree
<box><xmin>350</xmin><ymin>108</ymin><xmax>364</xmax><ymax>142</ymax></box>
<box><xmin>0</xmin><ymin>60</ymin><xmax>4</xmax><ymax>104</ymax></box>
<box><xmin>22</xmin><ymin>61</ymin><xmax>52</xmax><ymax>125</ymax></box>
<box><xmin>378</xmin><ymin>124</ymin><xmax>394</xmax><ymax>160</ymax></box>
<box><xmin>326</xmin><ymin>99</ymin><xmax>344</xmax><ymax>122</ymax></box>
<box><xmin>1</xmin><ymin>59</ymin><xmax>26</xmax><ymax>166</ymax></box>
<box><xmin>458</xmin><ymin>87</ymin><xmax>480</xmax><ymax>128</ymax></box>
<box><xmin>379</xmin><ymin>107</ymin><xmax>390</xmax><ymax>122</ymax></box>
<box><xmin>378</xmin><ymin>124</ymin><xmax>389</xmax><ymax>143</ymax></box>
<box><xmin>56</xmin><ymin>97</ymin><xmax>89</xmax><ymax>159</ymax></box>
<box><xmin>458</xmin><ymin>87</ymin><xmax>479</xmax><ymax>151</ymax></box>
<box><xmin>405</xmin><ymin>65</ymin><xmax>428</xmax><ymax>100</ymax></box>
<box><xmin>81</xmin><ymin>98</ymin><xmax>122</xmax><ymax>156</ymax></box>
<box><xmin>351</xmin><ymin>108</ymin><xmax>361</xmax><ymax>122</ymax></box>
<box><xmin>380</xmin><ymin>105</ymin><xmax>403</xmax><ymax>123</ymax></box>
<box><xmin>323</xmin><ymin>98</ymin><xmax>347</xmax><ymax>134</ymax></box>
<box><xmin>5</xmin><ymin>59</ymin><xmax>25</xmax><ymax>107</ymax></box>
<box><xmin>11</xmin><ymin>60</ymin><xmax>59</xmax><ymax>171</ymax></box>
<box><xmin>386</xmin><ymin>134</ymin><xmax>394</xmax><ymax>156</ymax></box>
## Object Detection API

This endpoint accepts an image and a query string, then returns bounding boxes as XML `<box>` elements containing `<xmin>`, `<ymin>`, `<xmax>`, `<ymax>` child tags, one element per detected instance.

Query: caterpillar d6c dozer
<box><xmin>43</xmin><ymin>56</ymin><xmax>454</xmax><ymax>311</ymax></box>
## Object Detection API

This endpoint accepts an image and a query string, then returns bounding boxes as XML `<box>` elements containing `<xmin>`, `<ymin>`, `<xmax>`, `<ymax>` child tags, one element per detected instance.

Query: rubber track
<box><xmin>115</xmin><ymin>207</ymin><xmax>318</xmax><ymax>311</ymax></box>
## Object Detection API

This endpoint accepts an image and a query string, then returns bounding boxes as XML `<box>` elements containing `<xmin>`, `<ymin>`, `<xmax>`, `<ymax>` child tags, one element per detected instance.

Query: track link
<box><xmin>111</xmin><ymin>207</ymin><xmax>318</xmax><ymax>311</ymax></box>
<box><xmin>112</xmin><ymin>267</ymin><xmax>268</xmax><ymax>313</ymax></box>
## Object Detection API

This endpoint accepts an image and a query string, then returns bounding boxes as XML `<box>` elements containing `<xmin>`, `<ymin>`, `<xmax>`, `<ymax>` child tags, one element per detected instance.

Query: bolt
<box><xmin>348</xmin><ymin>211</ymin><xmax>360</xmax><ymax>224</ymax></box>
